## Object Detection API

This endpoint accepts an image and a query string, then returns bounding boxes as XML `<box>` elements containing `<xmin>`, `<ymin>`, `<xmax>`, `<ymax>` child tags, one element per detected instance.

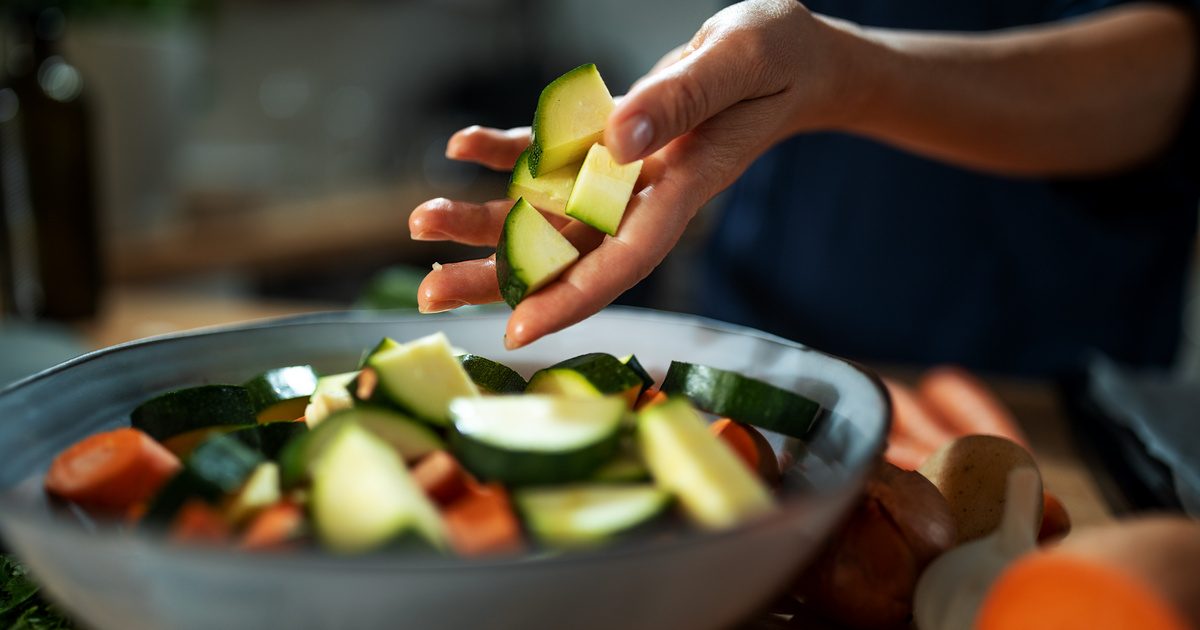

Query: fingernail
<box><xmin>504</xmin><ymin>323</ymin><xmax>526</xmax><ymax>350</ymax></box>
<box><xmin>420</xmin><ymin>299</ymin><xmax>469</xmax><ymax>314</ymax></box>
<box><xmin>619</xmin><ymin>114</ymin><xmax>653</xmax><ymax>160</ymax></box>
<box><xmin>412</xmin><ymin>230</ymin><xmax>451</xmax><ymax>241</ymax></box>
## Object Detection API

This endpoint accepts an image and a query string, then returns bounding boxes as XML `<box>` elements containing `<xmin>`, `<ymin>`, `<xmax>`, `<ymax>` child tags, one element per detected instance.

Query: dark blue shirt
<box><xmin>698</xmin><ymin>0</ymin><xmax>1200</xmax><ymax>377</ymax></box>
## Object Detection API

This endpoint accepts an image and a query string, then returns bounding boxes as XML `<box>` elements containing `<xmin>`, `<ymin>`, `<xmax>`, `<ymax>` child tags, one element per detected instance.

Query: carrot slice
<box><xmin>169</xmin><ymin>500</ymin><xmax>232</xmax><ymax>545</ymax></box>
<box><xmin>709</xmin><ymin>418</ymin><xmax>780</xmax><ymax>485</ymax></box>
<box><xmin>1037</xmin><ymin>491</ymin><xmax>1071</xmax><ymax>543</ymax></box>
<box><xmin>634</xmin><ymin>388</ymin><xmax>667</xmax><ymax>410</ymax></box>
<box><xmin>45</xmin><ymin>427</ymin><xmax>181</xmax><ymax>514</ymax></box>
<box><xmin>884</xmin><ymin>435</ymin><xmax>930</xmax><ymax>471</ymax></box>
<box><xmin>883</xmin><ymin>378</ymin><xmax>956</xmax><ymax>453</ymax></box>
<box><xmin>412</xmin><ymin>450</ymin><xmax>475</xmax><ymax>506</ymax></box>
<box><xmin>239</xmin><ymin>501</ymin><xmax>306</xmax><ymax>551</ymax></box>
<box><xmin>977</xmin><ymin>552</ymin><xmax>1189</xmax><ymax>630</ymax></box>
<box><xmin>443</xmin><ymin>483</ymin><xmax>524</xmax><ymax>557</ymax></box>
<box><xmin>916</xmin><ymin>366</ymin><xmax>1028</xmax><ymax>446</ymax></box>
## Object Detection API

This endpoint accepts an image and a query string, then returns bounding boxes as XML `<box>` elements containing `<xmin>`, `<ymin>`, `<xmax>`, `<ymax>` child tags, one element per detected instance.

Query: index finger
<box><xmin>446</xmin><ymin>126</ymin><xmax>531</xmax><ymax>171</ymax></box>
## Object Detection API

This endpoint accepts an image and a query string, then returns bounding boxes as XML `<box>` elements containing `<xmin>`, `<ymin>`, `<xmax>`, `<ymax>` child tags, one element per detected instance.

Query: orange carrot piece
<box><xmin>443</xmin><ymin>483</ymin><xmax>524</xmax><ymax>557</ymax></box>
<box><xmin>916</xmin><ymin>366</ymin><xmax>1028</xmax><ymax>446</ymax></box>
<box><xmin>412</xmin><ymin>450</ymin><xmax>475</xmax><ymax>506</ymax></box>
<box><xmin>884</xmin><ymin>434</ymin><xmax>929</xmax><ymax>471</ymax></box>
<box><xmin>1037</xmin><ymin>491</ymin><xmax>1071</xmax><ymax>543</ymax></box>
<box><xmin>709</xmin><ymin>418</ymin><xmax>780</xmax><ymax>485</ymax></box>
<box><xmin>169</xmin><ymin>500</ymin><xmax>232</xmax><ymax>545</ymax></box>
<box><xmin>44</xmin><ymin>427</ymin><xmax>182</xmax><ymax>514</ymax></box>
<box><xmin>239</xmin><ymin>501</ymin><xmax>306</xmax><ymax>551</ymax></box>
<box><xmin>635</xmin><ymin>388</ymin><xmax>667</xmax><ymax>410</ymax></box>
<box><xmin>883</xmin><ymin>378</ymin><xmax>956</xmax><ymax>453</ymax></box>
<box><xmin>977</xmin><ymin>552</ymin><xmax>1189</xmax><ymax>630</ymax></box>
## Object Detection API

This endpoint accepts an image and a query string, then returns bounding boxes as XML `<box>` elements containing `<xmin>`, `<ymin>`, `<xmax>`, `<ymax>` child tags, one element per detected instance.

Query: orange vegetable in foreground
<box><xmin>443</xmin><ymin>483</ymin><xmax>524</xmax><ymax>557</ymax></box>
<box><xmin>240</xmin><ymin>501</ymin><xmax>306</xmax><ymax>551</ymax></box>
<box><xmin>412</xmin><ymin>450</ymin><xmax>475</xmax><ymax>506</ymax></box>
<box><xmin>44</xmin><ymin>427</ymin><xmax>181</xmax><ymax>514</ymax></box>
<box><xmin>634</xmin><ymin>388</ymin><xmax>667</xmax><ymax>410</ymax></box>
<box><xmin>169</xmin><ymin>500</ymin><xmax>232</xmax><ymax>545</ymax></box>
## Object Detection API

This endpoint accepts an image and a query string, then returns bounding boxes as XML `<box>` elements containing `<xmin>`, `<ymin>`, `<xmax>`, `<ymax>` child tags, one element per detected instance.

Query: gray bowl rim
<box><xmin>0</xmin><ymin>306</ymin><xmax>891</xmax><ymax>572</ymax></box>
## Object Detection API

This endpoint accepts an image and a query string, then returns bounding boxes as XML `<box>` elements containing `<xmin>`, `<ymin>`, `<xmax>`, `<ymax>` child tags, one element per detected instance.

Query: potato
<box><xmin>919</xmin><ymin>435</ymin><xmax>1042</xmax><ymax>543</ymax></box>
<box><xmin>793</xmin><ymin>461</ymin><xmax>957</xmax><ymax>629</ymax></box>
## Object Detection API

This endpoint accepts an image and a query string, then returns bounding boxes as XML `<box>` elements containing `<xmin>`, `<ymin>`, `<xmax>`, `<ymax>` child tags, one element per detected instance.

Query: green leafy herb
<box><xmin>0</xmin><ymin>555</ymin><xmax>39</xmax><ymax>616</ymax></box>
<box><xmin>0</xmin><ymin>555</ymin><xmax>74</xmax><ymax>629</ymax></box>
<box><xmin>10</xmin><ymin>604</ymin><xmax>73</xmax><ymax>630</ymax></box>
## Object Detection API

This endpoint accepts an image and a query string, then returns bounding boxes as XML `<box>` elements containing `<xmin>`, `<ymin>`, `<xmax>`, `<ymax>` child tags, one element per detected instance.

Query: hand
<box><xmin>410</xmin><ymin>0</ymin><xmax>861</xmax><ymax>348</ymax></box>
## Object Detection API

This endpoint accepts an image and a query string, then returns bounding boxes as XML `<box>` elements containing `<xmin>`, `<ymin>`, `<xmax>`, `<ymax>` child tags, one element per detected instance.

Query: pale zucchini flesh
<box><xmin>516</xmin><ymin>483</ymin><xmax>670</xmax><ymax>548</ymax></box>
<box><xmin>507</xmin><ymin>147</ymin><xmax>581</xmax><ymax>217</ymax></box>
<box><xmin>529</xmin><ymin>63</ymin><xmax>615</xmax><ymax>176</ymax></box>
<box><xmin>564</xmin><ymin>143</ymin><xmax>642</xmax><ymax>236</ymax></box>
<box><xmin>368</xmin><ymin>332</ymin><xmax>480</xmax><ymax>425</ymax></box>
<box><xmin>495</xmin><ymin>198</ymin><xmax>579</xmax><ymax>307</ymax></box>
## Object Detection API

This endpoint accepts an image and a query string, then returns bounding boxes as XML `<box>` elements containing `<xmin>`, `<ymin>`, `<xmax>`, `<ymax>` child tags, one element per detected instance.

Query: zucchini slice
<box><xmin>449</xmin><ymin>395</ymin><xmax>624</xmax><ymax>486</ymax></box>
<box><xmin>591</xmin><ymin>451</ymin><xmax>651</xmax><ymax>483</ymax></box>
<box><xmin>496</xmin><ymin>198</ymin><xmax>580</xmax><ymax>308</ymax></box>
<box><xmin>528</xmin><ymin>63</ymin><xmax>614</xmax><ymax>177</ymax></box>
<box><xmin>526</xmin><ymin>353</ymin><xmax>644</xmax><ymax>407</ymax></box>
<box><xmin>312</xmin><ymin>422</ymin><xmax>446</xmax><ymax>553</ymax></box>
<box><xmin>131</xmin><ymin>384</ymin><xmax>257</xmax><ymax>441</ymax></box>
<box><xmin>229</xmin><ymin>421</ymin><xmax>308</xmax><ymax>461</ymax></box>
<box><xmin>367</xmin><ymin>332</ymin><xmax>480</xmax><ymax>425</ymax></box>
<box><xmin>515</xmin><ymin>483</ymin><xmax>670</xmax><ymax>549</ymax></box>
<box><xmin>660</xmin><ymin>362</ymin><xmax>821</xmax><ymax>439</ymax></box>
<box><xmin>358</xmin><ymin>337</ymin><xmax>399</xmax><ymax>369</ymax></box>
<box><xmin>242</xmin><ymin>365</ymin><xmax>319</xmax><ymax>423</ymax></box>
<box><xmin>143</xmin><ymin>433</ymin><xmax>265</xmax><ymax>526</ymax></box>
<box><xmin>279</xmin><ymin>406</ymin><xmax>443</xmax><ymax>489</ymax></box>
<box><xmin>507</xmin><ymin>147</ymin><xmax>580</xmax><ymax>217</ymax></box>
<box><xmin>563</xmin><ymin>143</ymin><xmax>642</xmax><ymax>236</ymax></box>
<box><xmin>638</xmin><ymin>398</ymin><xmax>774</xmax><ymax>530</ymax></box>
<box><xmin>457</xmin><ymin>354</ymin><xmax>527</xmax><ymax>394</ymax></box>
<box><xmin>303</xmin><ymin>371</ymin><xmax>358</xmax><ymax>428</ymax></box>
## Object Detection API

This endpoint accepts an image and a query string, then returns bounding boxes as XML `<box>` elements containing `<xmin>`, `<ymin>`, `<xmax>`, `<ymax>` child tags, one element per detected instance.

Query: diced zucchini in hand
<box><xmin>564</xmin><ymin>143</ymin><xmax>642</xmax><ymax>236</ymax></box>
<box><xmin>529</xmin><ymin>63</ymin><xmax>615</xmax><ymax>176</ymax></box>
<box><xmin>450</xmin><ymin>395</ymin><xmax>624</xmax><ymax>486</ymax></box>
<box><xmin>515</xmin><ymin>483</ymin><xmax>670</xmax><ymax>548</ymax></box>
<box><xmin>496</xmin><ymin>198</ymin><xmax>580</xmax><ymax>307</ymax></box>
<box><xmin>507</xmin><ymin>147</ymin><xmax>581</xmax><ymax>217</ymax></box>
<box><xmin>367</xmin><ymin>332</ymin><xmax>480</xmax><ymax>425</ymax></box>
<box><xmin>312</xmin><ymin>422</ymin><xmax>446</xmax><ymax>553</ymax></box>
<box><xmin>638</xmin><ymin>398</ymin><xmax>774</xmax><ymax>530</ymax></box>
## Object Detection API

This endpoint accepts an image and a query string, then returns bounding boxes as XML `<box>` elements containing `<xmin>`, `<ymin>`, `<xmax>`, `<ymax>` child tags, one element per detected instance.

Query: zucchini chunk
<box><xmin>638</xmin><ymin>398</ymin><xmax>774</xmax><ymax>530</ymax></box>
<box><xmin>590</xmin><ymin>451</ymin><xmax>651</xmax><ymax>483</ymax></box>
<box><xmin>457</xmin><ymin>354</ymin><xmax>527</xmax><ymax>394</ymax></box>
<box><xmin>619</xmin><ymin>354</ymin><xmax>655</xmax><ymax>397</ymax></box>
<box><xmin>366</xmin><ymin>332</ymin><xmax>480</xmax><ymax>425</ymax></box>
<box><xmin>279</xmin><ymin>406</ymin><xmax>443</xmax><ymax>490</ymax></box>
<box><xmin>131</xmin><ymin>384</ymin><xmax>257</xmax><ymax>442</ymax></box>
<box><xmin>143</xmin><ymin>433</ymin><xmax>265</xmax><ymax>526</ymax></box>
<box><xmin>449</xmin><ymin>395</ymin><xmax>624</xmax><ymax>486</ymax></box>
<box><xmin>515</xmin><ymin>483</ymin><xmax>670</xmax><ymax>549</ymax></box>
<box><xmin>312</xmin><ymin>422</ymin><xmax>446</xmax><ymax>553</ymax></box>
<box><xmin>228</xmin><ymin>421</ymin><xmax>308</xmax><ymax>461</ymax></box>
<box><xmin>507</xmin><ymin>147</ymin><xmax>580</xmax><ymax>217</ymax></box>
<box><xmin>529</xmin><ymin>63</ymin><xmax>614</xmax><ymax>176</ymax></box>
<box><xmin>660</xmin><ymin>361</ymin><xmax>821</xmax><ymax>439</ymax></box>
<box><xmin>242</xmin><ymin>365</ymin><xmax>319</xmax><ymax>423</ymax></box>
<box><xmin>496</xmin><ymin>198</ymin><xmax>580</xmax><ymax>307</ymax></box>
<box><xmin>223</xmin><ymin>462</ymin><xmax>281</xmax><ymax>525</ymax></box>
<box><xmin>526</xmin><ymin>352</ymin><xmax>644</xmax><ymax>407</ymax></box>
<box><xmin>563</xmin><ymin>143</ymin><xmax>642</xmax><ymax>236</ymax></box>
<box><xmin>304</xmin><ymin>371</ymin><xmax>358</xmax><ymax>428</ymax></box>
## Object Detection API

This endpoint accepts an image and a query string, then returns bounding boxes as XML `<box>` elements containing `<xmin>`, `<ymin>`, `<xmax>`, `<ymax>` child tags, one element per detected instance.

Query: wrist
<box><xmin>806</xmin><ymin>14</ymin><xmax>896</xmax><ymax>133</ymax></box>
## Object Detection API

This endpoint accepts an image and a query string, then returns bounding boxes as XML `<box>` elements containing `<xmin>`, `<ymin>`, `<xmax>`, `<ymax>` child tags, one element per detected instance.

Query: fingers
<box><xmin>410</xmin><ymin>198</ymin><xmax>513</xmax><ymax>246</ymax></box>
<box><xmin>417</xmin><ymin>258</ymin><xmax>501</xmax><ymax>313</ymax></box>
<box><xmin>446</xmin><ymin>126</ymin><xmax>531</xmax><ymax>171</ymax></box>
<box><xmin>604</xmin><ymin>40</ymin><xmax>761</xmax><ymax>164</ymax></box>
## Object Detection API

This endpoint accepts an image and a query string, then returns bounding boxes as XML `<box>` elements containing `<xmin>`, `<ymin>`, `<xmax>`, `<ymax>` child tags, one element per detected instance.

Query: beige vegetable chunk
<box><xmin>919</xmin><ymin>434</ymin><xmax>1043</xmax><ymax>543</ymax></box>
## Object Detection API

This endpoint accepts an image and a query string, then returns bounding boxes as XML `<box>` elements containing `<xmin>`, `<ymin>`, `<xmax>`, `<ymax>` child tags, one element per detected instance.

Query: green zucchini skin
<box><xmin>230</xmin><ymin>421</ymin><xmax>308</xmax><ymax>460</ymax></box>
<box><xmin>495</xmin><ymin>216</ymin><xmax>529</xmax><ymax>308</ymax></box>
<box><xmin>131</xmin><ymin>385</ymin><xmax>257</xmax><ymax>441</ymax></box>
<box><xmin>527</xmin><ymin>353</ymin><xmax>644</xmax><ymax>400</ymax></box>
<box><xmin>457</xmin><ymin>354</ymin><xmax>527</xmax><ymax>394</ymax></box>
<box><xmin>142</xmin><ymin>434</ymin><xmax>264</xmax><ymax>526</ymax></box>
<box><xmin>450</xmin><ymin>427</ymin><xmax>620</xmax><ymax>487</ymax></box>
<box><xmin>621</xmin><ymin>355</ymin><xmax>655</xmax><ymax>396</ymax></box>
<box><xmin>659</xmin><ymin>362</ymin><xmax>821</xmax><ymax>439</ymax></box>
<box><xmin>242</xmin><ymin>365</ymin><xmax>319</xmax><ymax>422</ymax></box>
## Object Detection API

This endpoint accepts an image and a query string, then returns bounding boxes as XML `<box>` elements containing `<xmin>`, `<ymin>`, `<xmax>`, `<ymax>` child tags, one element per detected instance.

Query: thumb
<box><xmin>605</xmin><ymin>46</ymin><xmax>755</xmax><ymax>163</ymax></box>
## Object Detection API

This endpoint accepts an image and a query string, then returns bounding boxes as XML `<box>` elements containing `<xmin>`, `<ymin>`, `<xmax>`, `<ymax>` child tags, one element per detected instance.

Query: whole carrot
<box><xmin>917</xmin><ymin>366</ymin><xmax>1028</xmax><ymax>446</ymax></box>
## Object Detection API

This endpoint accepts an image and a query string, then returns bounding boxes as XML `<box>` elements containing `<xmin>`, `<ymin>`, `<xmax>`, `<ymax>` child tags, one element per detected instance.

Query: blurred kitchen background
<box><xmin>1</xmin><ymin>0</ymin><xmax>1200</xmax><ymax>383</ymax></box>
<box><xmin>0</xmin><ymin>0</ymin><xmax>721</xmax><ymax>381</ymax></box>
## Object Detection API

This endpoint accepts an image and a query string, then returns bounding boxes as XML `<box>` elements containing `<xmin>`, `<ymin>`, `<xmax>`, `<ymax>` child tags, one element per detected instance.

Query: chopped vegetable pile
<box><xmin>41</xmin><ymin>332</ymin><xmax>822</xmax><ymax>557</ymax></box>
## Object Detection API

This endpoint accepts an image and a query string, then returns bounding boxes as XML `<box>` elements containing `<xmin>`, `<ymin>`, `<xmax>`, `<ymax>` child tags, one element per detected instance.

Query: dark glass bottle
<box><xmin>0</xmin><ymin>4</ymin><xmax>101</xmax><ymax>321</ymax></box>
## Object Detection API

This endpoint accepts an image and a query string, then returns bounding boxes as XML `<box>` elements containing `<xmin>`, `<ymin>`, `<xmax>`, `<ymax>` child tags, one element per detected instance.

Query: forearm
<box><xmin>825</xmin><ymin>4</ymin><xmax>1198</xmax><ymax>177</ymax></box>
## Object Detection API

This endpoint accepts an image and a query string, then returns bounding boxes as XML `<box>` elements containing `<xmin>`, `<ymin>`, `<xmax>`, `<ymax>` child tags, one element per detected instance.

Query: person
<box><xmin>408</xmin><ymin>0</ymin><xmax>1199</xmax><ymax>376</ymax></box>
